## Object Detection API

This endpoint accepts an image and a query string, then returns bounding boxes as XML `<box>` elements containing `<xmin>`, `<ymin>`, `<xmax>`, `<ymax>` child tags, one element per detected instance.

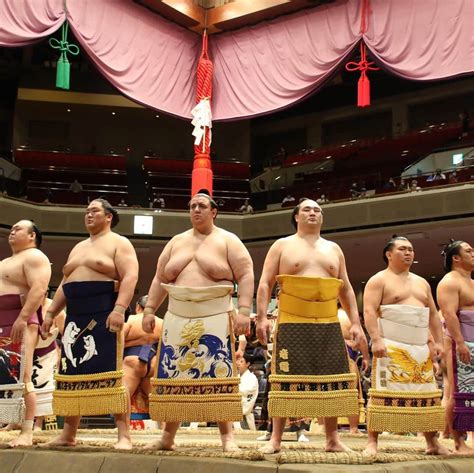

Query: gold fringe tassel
<box><xmin>367</xmin><ymin>405</ymin><xmax>445</xmax><ymax>433</ymax></box>
<box><xmin>53</xmin><ymin>370</ymin><xmax>127</xmax><ymax>416</ymax></box>
<box><xmin>53</xmin><ymin>386</ymin><xmax>128</xmax><ymax>416</ymax></box>
<box><xmin>269</xmin><ymin>389</ymin><xmax>359</xmax><ymax>418</ymax></box>
<box><xmin>149</xmin><ymin>394</ymin><xmax>242</xmax><ymax>422</ymax></box>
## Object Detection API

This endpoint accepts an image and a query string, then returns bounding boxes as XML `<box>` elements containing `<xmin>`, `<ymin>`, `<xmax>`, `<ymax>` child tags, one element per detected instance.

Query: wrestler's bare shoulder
<box><xmin>407</xmin><ymin>271</ymin><xmax>430</xmax><ymax>287</ymax></box>
<box><xmin>17</xmin><ymin>247</ymin><xmax>49</xmax><ymax>265</ymax></box>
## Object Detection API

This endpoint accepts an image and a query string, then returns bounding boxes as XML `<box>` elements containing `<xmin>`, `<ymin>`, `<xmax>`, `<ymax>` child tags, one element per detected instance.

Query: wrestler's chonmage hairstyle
<box><xmin>29</xmin><ymin>221</ymin><xmax>43</xmax><ymax>248</ymax></box>
<box><xmin>94</xmin><ymin>198</ymin><xmax>120</xmax><ymax>228</ymax></box>
<box><xmin>192</xmin><ymin>188</ymin><xmax>218</xmax><ymax>210</ymax></box>
<box><xmin>291</xmin><ymin>197</ymin><xmax>318</xmax><ymax>230</ymax></box>
<box><xmin>137</xmin><ymin>295</ymin><xmax>148</xmax><ymax>310</ymax></box>
<box><xmin>441</xmin><ymin>239</ymin><xmax>464</xmax><ymax>272</ymax></box>
<box><xmin>382</xmin><ymin>235</ymin><xmax>409</xmax><ymax>264</ymax></box>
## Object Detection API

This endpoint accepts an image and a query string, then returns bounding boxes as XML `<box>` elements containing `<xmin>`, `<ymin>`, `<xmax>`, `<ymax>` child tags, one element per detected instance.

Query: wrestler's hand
<box><xmin>233</xmin><ymin>311</ymin><xmax>250</xmax><ymax>336</ymax></box>
<box><xmin>142</xmin><ymin>313</ymin><xmax>156</xmax><ymax>334</ymax></box>
<box><xmin>432</xmin><ymin>342</ymin><xmax>444</xmax><ymax>361</ymax></box>
<box><xmin>456</xmin><ymin>341</ymin><xmax>471</xmax><ymax>365</ymax></box>
<box><xmin>40</xmin><ymin>313</ymin><xmax>54</xmax><ymax>340</ymax></box>
<box><xmin>256</xmin><ymin>318</ymin><xmax>272</xmax><ymax>346</ymax></box>
<box><xmin>349</xmin><ymin>324</ymin><xmax>365</xmax><ymax>349</ymax></box>
<box><xmin>371</xmin><ymin>338</ymin><xmax>388</xmax><ymax>358</ymax></box>
<box><xmin>11</xmin><ymin>318</ymin><xmax>27</xmax><ymax>343</ymax></box>
<box><xmin>106</xmin><ymin>310</ymin><xmax>125</xmax><ymax>333</ymax></box>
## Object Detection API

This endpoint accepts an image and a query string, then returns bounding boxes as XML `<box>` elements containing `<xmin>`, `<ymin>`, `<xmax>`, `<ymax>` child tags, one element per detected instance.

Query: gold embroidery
<box><xmin>279</xmin><ymin>349</ymin><xmax>289</xmax><ymax>360</ymax></box>
<box><xmin>61</xmin><ymin>358</ymin><xmax>67</xmax><ymax>372</ymax></box>
<box><xmin>386</xmin><ymin>346</ymin><xmax>434</xmax><ymax>384</ymax></box>
<box><xmin>180</xmin><ymin>320</ymin><xmax>205</xmax><ymax>349</ymax></box>
<box><xmin>279</xmin><ymin>361</ymin><xmax>290</xmax><ymax>372</ymax></box>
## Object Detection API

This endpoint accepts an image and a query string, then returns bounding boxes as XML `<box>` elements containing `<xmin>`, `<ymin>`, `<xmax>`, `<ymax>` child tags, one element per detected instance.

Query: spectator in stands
<box><xmin>349</xmin><ymin>182</ymin><xmax>365</xmax><ymax>199</ymax></box>
<box><xmin>42</xmin><ymin>190</ymin><xmax>52</xmax><ymax>204</ymax></box>
<box><xmin>117</xmin><ymin>198</ymin><xmax>128</xmax><ymax>207</ymax></box>
<box><xmin>398</xmin><ymin>178</ymin><xmax>409</xmax><ymax>191</ymax></box>
<box><xmin>427</xmin><ymin>168</ymin><xmax>446</xmax><ymax>182</ymax></box>
<box><xmin>150</xmin><ymin>193</ymin><xmax>165</xmax><ymax>209</ymax></box>
<box><xmin>448</xmin><ymin>170</ymin><xmax>459</xmax><ymax>184</ymax></box>
<box><xmin>69</xmin><ymin>179</ymin><xmax>83</xmax><ymax>193</ymax></box>
<box><xmin>410</xmin><ymin>179</ymin><xmax>421</xmax><ymax>192</ymax></box>
<box><xmin>316</xmin><ymin>194</ymin><xmax>329</xmax><ymax>205</ymax></box>
<box><xmin>384</xmin><ymin>177</ymin><xmax>397</xmax><ymax>190</ymax></box>
<box><xmin>281</xmin><ymin>194</ymin><xmax>295</xmax><ymax>206</ymax></box>
<box><xmin>238</xmin><ymin>198</ymin><xmax>254</xmax><ymax>214</ymax></box>
<box><xmin>459</xmin><ymin>109</ymin><xmax>471</xmax><ymax>139</ymax></box>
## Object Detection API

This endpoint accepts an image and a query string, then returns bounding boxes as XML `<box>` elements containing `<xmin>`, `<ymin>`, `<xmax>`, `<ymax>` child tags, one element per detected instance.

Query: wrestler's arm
<box><xmin>426</xmin><ymin>282</ymin><xmax>443</xmax><ymax>357</ymax></box>
<box><xmin>363</xmin><ymin>273</ymin><xmax>387</xmax><ymax>358</ymax></box>
<box><xmin>11</xmin><ymin>251</ymin><xmax>51</xmax><ymax>343</ymax></box>
<box><xmin>437</xmin><ymin>277</ymin><xmax>470</xmax><ymax>364</ymax></box>
<box><xmin>107</xmin><ymin>237</ymin><xmax>139</xmax><ymax>331</ymax></box>
<box><xmin>256</xmin><ymin>240</ymin><xmax>281</xmax><ymax>344</ymax></box>
<box><xmin>227</xmin><ymin>233</ymin><xmax>254</xmax><ymax>335</ymax></box>
<box><xmin>41</xmin><ymin>279</ymin><xmax>67</xmax><ymax>338</ymax></box>
<box><xmin>336</xmin><ymin>245</ymin><xmax>368</xmax><ymax>354</ymax></box>
<box><xmin>142</xmin><ymin>240</ymin><xmax>173</xmax><ymax>333</ymax></box>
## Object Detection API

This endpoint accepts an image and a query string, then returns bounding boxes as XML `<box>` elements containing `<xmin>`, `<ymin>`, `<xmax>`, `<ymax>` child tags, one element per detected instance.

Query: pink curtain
<box><xmin>0</xmin><ymin>0</ymin><xmax>65</xmax><ymax>46</ymax></box>
<box><xmin>210</xmin><ymin>1</ymin><xmax>362</xmax><ymax>120</ymax></box>
<box><xmin>365</xmin><ymin>0</ymin><xmax>474</xmax><ymax>80</ymax></box>
<box><xmin>0</xmin><ymin>0</ymin><xmax>472</xmax><ymax>120</ymax></box>
<box><xmin>66</xmin><ymin>0</ymin><xmax>200</xmax><ymax>119</ymax></box>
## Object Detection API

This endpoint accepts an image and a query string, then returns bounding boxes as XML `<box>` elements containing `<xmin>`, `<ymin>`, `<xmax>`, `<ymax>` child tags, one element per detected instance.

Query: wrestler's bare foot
<box><xmin>143</xmin><ymin>438</ymin><xmax>175</xmax><ymax>451</ymax></box>
<box><xmin>1</xmin><ymin>423</ymin><xmax>21</xmax><ymax>431</ymax></box>
<box><xmin>39</xmin><ymin>434</ymin><xmax>76</xmax><ymax>448</ymax></box>
<box><xmin>362</xmin><ymin>443</ymin><xmax>378</xmax><ymax>456</ymax></box>
<box><xmin>325</xmin><ymin>439</ymin><xmax>353</xmax><ymax>453</ymax></box>
<box><xmin>425</xmin><ymin>443</ymin><xmax>451</xmax><ymax>455</ymax></box>
<box><xmin>222</xmin><ymin>440</ymin><xmax>240</xmax><ymax>452</ymax></box>
<box><xmin>8</xmin><ymin>432</ymin><xmax>33</xmax><ymax>448</ymax></box>
<box><xmin>453</xmin><ymin>444</ymin><xmax>474</xmax><ymax>455</ymax></box>
<box><xmin>114</xmin><ymin>437</ymin><xmax>133</xmax><ymax>450</ymax></box>
<box><xmin>259</xmin><ymin>440</ymin><xmax>282</xmax><ymax>454</ymax></box>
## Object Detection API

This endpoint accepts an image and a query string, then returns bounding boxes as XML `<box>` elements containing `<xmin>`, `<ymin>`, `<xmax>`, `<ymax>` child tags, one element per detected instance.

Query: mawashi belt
<box><xmin>379</xmin><ymin>318</ymin><xmax>428</xmax><ymax>346</ymax></box>
<box><xmin>279</xmin><ymin>293</ymin><xmax>338</xmax><ymax>323</ymax></box>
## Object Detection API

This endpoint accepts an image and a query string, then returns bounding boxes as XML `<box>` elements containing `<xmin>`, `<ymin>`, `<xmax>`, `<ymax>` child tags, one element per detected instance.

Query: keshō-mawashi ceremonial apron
<box><xmin>32</xmin><ymin>332</ymin><xmax>58</xmax><ymax>417</ymax></box>
<box><xmin>451</xmin><ymin>310</ymin><xmax>474</xmax><ymax>431</ymax></box>
<box><xmin>0</xmin><ymin>294</ymin><xmax>42</xmax><ymax>424</ymax></box>
<box><xmin>149</xmin><ymin>284</ymin><xmax>242</xmax><ymax>422</ymax></box>
<box><xmin>53</xmin><ymin>281</ymin><xmax>127</xmax><ymax>416</ymax></box>
<box><xmin>268</xmin><ymin>275</ymin><xmax>359</xmax><ymax>418</ymax></box>
<box><xmin>367</xmin><ymin>304</ymin><xmax>444</xmax><ymax>433</ymax></box>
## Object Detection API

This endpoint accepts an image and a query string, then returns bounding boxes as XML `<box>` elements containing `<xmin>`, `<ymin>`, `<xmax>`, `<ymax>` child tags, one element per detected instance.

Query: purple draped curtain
<box><xmin>0</xmin><ymin>0</ymin><xmax>472</xmax><ymax>120</ymax></box>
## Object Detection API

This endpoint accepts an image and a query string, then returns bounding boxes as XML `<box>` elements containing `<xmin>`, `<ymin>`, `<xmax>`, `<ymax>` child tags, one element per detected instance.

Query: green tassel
<box><xmin>49</xmin><ymin>22</ymin><xmax>79</xmax><ymax>90</ymax></box>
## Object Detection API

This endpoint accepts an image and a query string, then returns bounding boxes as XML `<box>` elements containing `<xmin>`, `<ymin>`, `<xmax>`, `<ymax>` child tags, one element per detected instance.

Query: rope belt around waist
<box><xmin>168</xmin><ymin>294</ymin><xmax>234</xmax><ymax>319</ymax></box>
<box><xmin>279</xmin><ymin>293</ymin><xmax>338</xmax><ymax>321</ymax></box>
<box><xmin>379</xmin><ymin>318</ymin><xmax>428</xmax><ymax>346</ymax></box>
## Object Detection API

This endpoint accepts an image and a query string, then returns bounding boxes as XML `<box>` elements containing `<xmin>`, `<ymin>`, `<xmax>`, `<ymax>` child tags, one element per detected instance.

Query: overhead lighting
<box><xmin>112</xmin><ymin>112</ymin><xmax>116</xmax><ymax>116</ymax></box>
<box><xmin>155</xmin><ymin>114</ymin><xmax>160</xmax><ymax>118</ymax></box>
<box><xmin>67</xmin><ymin>108</ymin><xmax>71</xmax><ymax>112</ymax></box>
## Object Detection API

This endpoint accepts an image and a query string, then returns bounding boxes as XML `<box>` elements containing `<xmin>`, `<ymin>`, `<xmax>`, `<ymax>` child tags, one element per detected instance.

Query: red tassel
<box><xmin>346</xmin><ymin>43</ymin><xmax>378</xmax><ymax>108</ymax></box>
<box><xmin>358</xmin><ymin>72</ymin><xmax>370</xmax><ymax>107</ymax></box>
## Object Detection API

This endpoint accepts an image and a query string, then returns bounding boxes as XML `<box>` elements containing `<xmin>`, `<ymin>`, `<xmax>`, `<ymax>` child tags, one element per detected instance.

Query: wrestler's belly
<box><xmin>0</xmin><ymin>281</ymin><xmax>27</xmax><ymax>297</ymax></box>
<box><xmin>63</xmin><ymin>265</ymin><xmax>117</xmax><ymax>283</ymax></box>
<box><xmin>171</xmin><ymin>261</ymin><xmax>233</xmax><ymax>287</ymax></box>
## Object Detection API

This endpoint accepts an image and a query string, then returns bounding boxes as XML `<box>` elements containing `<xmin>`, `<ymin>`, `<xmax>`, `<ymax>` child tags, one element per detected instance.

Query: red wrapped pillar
<box><xmin>191</xmin><ymin>32</ymin><xmax>214</xmax><ymax>196</ymax></box>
